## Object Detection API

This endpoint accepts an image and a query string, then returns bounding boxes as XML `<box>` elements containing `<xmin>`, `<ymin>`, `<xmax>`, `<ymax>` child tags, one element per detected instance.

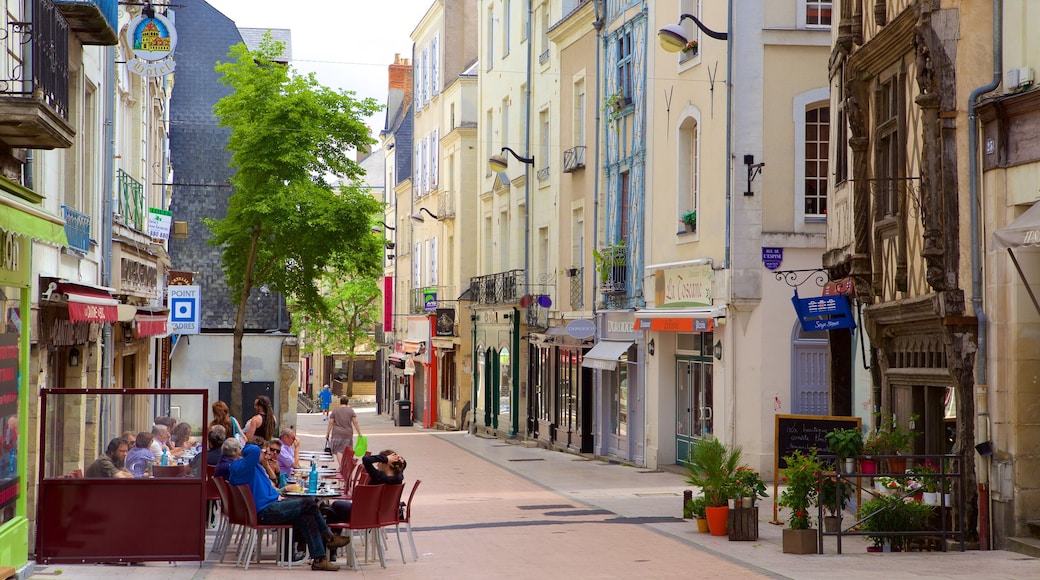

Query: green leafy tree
<box><xmin>208</xmin><ymin>34</ymin><xmax>383</xmax><ymax>415</ymax></box>
<box><xmin>294</xmin><ymin>274</ymin><xmax>381</xmax><ymax>397</ymax></box>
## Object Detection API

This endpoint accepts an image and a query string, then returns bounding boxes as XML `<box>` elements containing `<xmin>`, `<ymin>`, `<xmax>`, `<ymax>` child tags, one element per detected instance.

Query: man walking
<box><xmin>319</xmin><ymin>384</ymin><xmax>333</xmax><ymax>421</ymax></box>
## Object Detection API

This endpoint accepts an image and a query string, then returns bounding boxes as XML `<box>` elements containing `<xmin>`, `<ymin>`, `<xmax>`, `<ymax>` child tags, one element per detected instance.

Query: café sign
<box><xmin>125</xmin><ymin>12</ymin><xmax>177</xmax><ymax>77</ymax></box>
<box><xmin>655</xmin><ymin>264</ymin><xmax>713</xmax><ymax>308</ymax></box>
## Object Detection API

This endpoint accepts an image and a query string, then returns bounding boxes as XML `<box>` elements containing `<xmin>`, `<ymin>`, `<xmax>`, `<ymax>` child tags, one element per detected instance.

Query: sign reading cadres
<box><xmin>125</xmin><ymin>11</ymin><xmax>177</xmax><ymax>77</ymax></box>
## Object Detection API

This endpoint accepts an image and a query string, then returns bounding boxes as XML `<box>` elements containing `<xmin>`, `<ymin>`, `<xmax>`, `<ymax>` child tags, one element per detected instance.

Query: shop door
<box><xmin>605</xmin><ymin>356</ymin><xmax>632</xmax><ymax>458</ymax></box>
<box><xmin>675</xmin><ymin>356</ymin><xmax>713</xmax><ymax>464</ymax></box>
<box><xmin>792</xmin><ymin>334</ymin><xmax>828</xmax><ymax>415</ymax></box>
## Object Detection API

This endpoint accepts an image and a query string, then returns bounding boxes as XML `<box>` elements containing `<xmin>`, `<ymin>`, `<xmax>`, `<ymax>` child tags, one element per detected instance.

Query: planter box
<box><xmin>782</xmin><ymin>528</ymin><xmax>818</xmax><ymax>554</ymax></box>
<box><xmin>728</xmin><ymin>506</ymin><xmax>759</xmax><ymax>541</ymax></box>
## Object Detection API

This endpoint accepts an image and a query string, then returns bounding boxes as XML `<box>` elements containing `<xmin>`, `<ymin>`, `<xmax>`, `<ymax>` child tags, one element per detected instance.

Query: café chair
<box><xmin>152</xmin><ymin>465</ymin><xmax>183</xmax><ymax>478</ymax></box>
<box><xmin>233</xmin><ymin>484</ymin><xmax>296</xmax><ymax>570</ymax></box>
<box><xmin>399</xmin><ymin>479</ymin><xmax>421</xmax><ymax>561</ymax></box>
<box><xmin>213</xmin><ymin>477</ymin><xmax>243</xmax><ymax>563</ymax></box>
<box><xmin>328</xmin><ymin>484</ymin><xmax>385</xmax><ymax>571</ymax></box>
<box><xmin>376</xmin><ymin>483</ymin><xmax>406</xmax><ymax>563</ymax></box>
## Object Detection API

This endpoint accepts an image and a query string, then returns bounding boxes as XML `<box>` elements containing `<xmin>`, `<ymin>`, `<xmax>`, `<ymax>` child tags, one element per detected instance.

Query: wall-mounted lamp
<box><xmin>743</xmin><ymin>154</ymin><xmax>765</xmax><ymax>196</ymax></box>
<box><xmin>69</xmin><ymin>347</ymin><xmax>80</xmax><ymax>367</ymax></box>
<box><xmin>384</xmin><ymin>241</ymin><xmax>396</xmax><ymax>250</ymax></box>
<box><xmin>647</xmin><ymin>338</ymin><xmax>655</xmax><ymax>356</ymax></box>
<box><xmin>372</xmin><ymin>221</ymin><xmax>396</xmax><ymax>233</ymax></box>
<box><xmin>658</xmin><ymin>13</ymin><xmax>728</xmax><ymax>53</ymax></box>
<box><xmin>488</xmin><ymin>146</ymin><xmax>535</xmax><ymax>174</ymax></box>
<box><xmin>411</xmin><ymin>207</ymin><xmax>439</xmax><ymax>222</ymax></box>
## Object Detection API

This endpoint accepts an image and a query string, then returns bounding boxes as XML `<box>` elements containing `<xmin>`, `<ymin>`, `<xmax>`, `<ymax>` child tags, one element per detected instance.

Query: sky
<box><xmin>204</xmin><ymin>0</ymin><xmax>434</xmax><ymax>137</ymax></box>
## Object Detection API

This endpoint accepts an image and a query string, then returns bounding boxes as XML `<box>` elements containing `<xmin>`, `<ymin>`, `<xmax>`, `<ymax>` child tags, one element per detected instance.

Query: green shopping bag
<box><xmin>354</xmin><ymin>435</ymin><xmax>368</xmax><ymax>457</ymax></box>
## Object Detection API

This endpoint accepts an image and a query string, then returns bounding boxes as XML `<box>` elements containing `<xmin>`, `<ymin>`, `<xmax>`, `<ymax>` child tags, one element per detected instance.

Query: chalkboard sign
<box><xmin>774</xmin><ymin>414</ymin><xmax>862</xmax><ymax>470</ymax></box>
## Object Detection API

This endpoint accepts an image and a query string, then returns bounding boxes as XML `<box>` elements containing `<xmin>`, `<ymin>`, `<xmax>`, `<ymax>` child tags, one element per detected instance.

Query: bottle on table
<box><xmin>308</xmin><ymin>460</ymin><xmax>318</xmax><ymax>494</ymax></box>
<box><xmin>161</xmin><ymin>448</ymin><xmax>169</xmax><ymax>466</ymax></box>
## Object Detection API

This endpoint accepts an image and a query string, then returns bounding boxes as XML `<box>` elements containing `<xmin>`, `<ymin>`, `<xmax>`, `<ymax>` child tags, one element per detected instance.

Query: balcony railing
<box><xmin>539</xmin><ymin>49</ymin><xmax>549</xmax><ymax>64</ymax></box>
<box><xmin>568</xmin><ymin>267</ymin><xmax>584</xmax><ymax>310</ymax></box>
<box><xmin>0</xmin><ymin>0</ymin><xmax>73</xmax><ymax>148</ymax></box>
<box><xmin>536</xmin><ymin>166</ymin><xmax>550</xmax><ymax>181</ymax></box>
<box><xmin>471</xmin><ymin>269</ymin><xmax>525</xmax><ymax>305</ymax></box>
<box><xmin>437</xmin><ymin>190</ymin><xmax>456</xmax><ymax>219</ymax></box>
<box><xmin>596</xmin><ymin>244</ymin><xmax>627</xmax><ymax>295</ymax></box>
<box><xmin>409</xmin><ymin>285</ymin><xmax>457</xmax><ymax>315</ymax></box>
<box><xmin>563</xmin><ymin>146</ymin><xmax>585</xmax><ymax>173</ymax></box>
<box><xmin>54</xmin><ymin>0</ymin><xmax>118</xmax><ymax>45</ymax></box>
<box><xmin>526</xmin><ymin>301</ymin><xmax>549</xmax><ymax>330</ymax></box>
<box><xmin>116</xmin><ymin>169</ymin><xmax>146</xmax><ymax>232</ymax></box>
<box><xmin>62</xmin><ymin>204</ymin><xmax>91</xmax><ymax>253</ymax></box>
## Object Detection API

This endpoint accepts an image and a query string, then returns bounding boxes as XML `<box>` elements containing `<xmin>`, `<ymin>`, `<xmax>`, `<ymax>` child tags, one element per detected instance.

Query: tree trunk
<box><xmin>346</xmin><ymin>355</ymin><xmax>355</xmax><ymax>398</ymax></box>
<box><xmin>232</xmin><ymin>226</ymin><xmax>261</xmax><ymax>421</ymax></box>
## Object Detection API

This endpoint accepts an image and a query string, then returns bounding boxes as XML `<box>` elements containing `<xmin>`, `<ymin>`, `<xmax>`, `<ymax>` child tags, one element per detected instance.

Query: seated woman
<box><xmin>325</xmin><ymin>450</ymin><xmax>407</xmax><ymax>524</ymax></box>
<box><xmin>169</xmin><ymin>422</ymin><xmax>194</xmax><ymax>451</ymax></box>
<box><xmin>125</xmin><ymin>432</ymin><xmax>155</xmax><ymax>478</ymax></box>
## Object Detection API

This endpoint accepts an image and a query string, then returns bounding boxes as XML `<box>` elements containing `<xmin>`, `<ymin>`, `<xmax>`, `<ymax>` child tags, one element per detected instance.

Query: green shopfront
<box><xmin>472</xmin><ymin>307</ymin><xmax>520</xmax><ymax>437</ymax></box>
<box><xmin>0</xmin><ymin>194</ymin><xmax>67</xmax><ymax>572</ymax></box>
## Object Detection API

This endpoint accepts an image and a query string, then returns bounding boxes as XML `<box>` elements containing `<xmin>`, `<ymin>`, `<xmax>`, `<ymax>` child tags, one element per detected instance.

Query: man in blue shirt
<box><xmin>229</xmin><ymin>443</ymin><xmax>348</xmax><ymax>571</ymax></box>
<box><xmin>319</xmin><ymin>385</ymin><xmax>333</xmax><ymax>421</ymax></box>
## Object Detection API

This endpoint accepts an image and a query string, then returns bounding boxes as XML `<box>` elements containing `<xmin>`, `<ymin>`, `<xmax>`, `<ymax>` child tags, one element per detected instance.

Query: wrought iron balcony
<box><xmin>54</xmin><ymin>0</ymin><xmax>118</xmax><ymax>45</ymax></box>
<box><xmin>0</xmin><ymin>0</ymin><xmax>73</xmax><ymax>149</ymax></box>
<box><xmin>526</xmin><ymin>301</ymin><xmax>549</xmax><ymax>330</ymax></box>
<box><xmin>116</xmin><ymin>169</ymin><xmax>146</xmax><ymax>232</ymax></box>
<box><xmin>568</xmin><ymin>267</ymin><xmax>584</xmax><ymax>310</ymax></box>
<box><xmin>539</xmin><ymin>49</ymin><xmax>549</xmax><ymax>64</ymax></box>
<box><xmin>436</xmin><ymin>191</ymin><xmax>456</xmax><ymax>219</ymax></box>
<box><xmin>408</xmin><ymin>285</ymin><xmax>456</xmax><ymax>315</ymax></box>
<box><xmin>597</xmin><ymin>243</ymin><xmax>627</xmax><ymax>295</ymax></box>
<box><xmin>62</xmin><ymin>204</ymin><xmax>91</xmax><ymax>254</ymax></box>
<box><xmin>563</xmin><ymin>146</ymin><xmax>586</xmax><ymax>173</ymax></box>
<box><xmin>471</xmin><ymin>270</ymin><xmax>525</xmax><ymax>305</ymax></box>
<box><xmin>536</xmin><ymin>166</ymin><xmax>550</xmax><ymax>182</ymax></box>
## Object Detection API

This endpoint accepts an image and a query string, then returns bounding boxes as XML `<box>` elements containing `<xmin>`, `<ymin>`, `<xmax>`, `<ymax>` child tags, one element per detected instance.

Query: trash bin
<box><xmin>394</xmin><ymin>399</ymin><xmax>412</xmax><ymax>427</ymax></box>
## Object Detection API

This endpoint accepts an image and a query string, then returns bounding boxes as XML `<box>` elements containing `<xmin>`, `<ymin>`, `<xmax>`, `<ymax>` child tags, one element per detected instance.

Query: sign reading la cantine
<box><xmin>124</xmin><ymin>12</ymin><xmax>177</xmax><ymax>77</ymax></box>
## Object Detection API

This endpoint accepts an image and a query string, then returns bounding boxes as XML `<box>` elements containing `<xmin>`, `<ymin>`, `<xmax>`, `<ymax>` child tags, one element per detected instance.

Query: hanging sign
<box><xmin>762</xmin><ymin>247</ymin><xmax>783</xmax><ymax>270</ymax></box>
<box><xmin>125</xmin><ymin>12</ymin><xmax>177</xmax><ymax>77</ymax></box>
<box><xmin>423</xmin><ymin>288</ymin><xmax>437</xmax><ymax>312</ymax></box>
<box><xmin>148</xmin><ymin>208</ymin><xmax>172</xmax><ymax>240</ymax></box>
<box><xmin>790</xmin><ymin>289</ymin><xmax>856</xmax><ymax>332</ymax></box>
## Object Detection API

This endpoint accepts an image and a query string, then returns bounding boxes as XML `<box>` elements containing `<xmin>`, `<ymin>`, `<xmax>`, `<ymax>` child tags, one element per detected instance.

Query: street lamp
<box><xmin>657</xmin><ymin>13</ymin><xmax>728</xmax><ymax>52</ymax></box>
<box><xmin>410</xmin><ymin>207</ymin><xmax>439</xmax><ymax>222</ymax></box>
<box><xmin>488</xmin><ymin>146</ymin><xmax>535</xmax><ymax>173</ymax></box>
<box><xmin>371</xmin><ymin>221</ymin><xmax>396</xmax><ymax>233</ymax></box>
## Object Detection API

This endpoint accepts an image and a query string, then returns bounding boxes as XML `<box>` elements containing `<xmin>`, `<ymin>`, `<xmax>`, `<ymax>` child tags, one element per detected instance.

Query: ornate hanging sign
<box><xmin>125</xmin><ymin>11</ymin><xmax>177</xmax><ymax>77</ymax></box>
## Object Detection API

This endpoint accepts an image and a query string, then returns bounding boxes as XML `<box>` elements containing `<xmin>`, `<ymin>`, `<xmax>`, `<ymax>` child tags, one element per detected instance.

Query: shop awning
<box><xmin>635</xmin><ymin>306</ymin><xmax>725</xmax><ymax>332</ymax></box>
<box><xmin>403</xmin><ymin>340</ymin><xmax>425</xmax><ymax>354</ymax></box>
<box><xmin>0</xmin><ymin>194</ymin><xmax>68</xmax><ymax>247</ymax></box>
<box><xmin>993</xmin><ymin>202</ymin><xmax>1040</xmax><ymax>317</ymax></box>
<box><xmin>135</xmin><ymin>308</ymin><xmax>170</xmax><ymax>338</ymax></box>
<box><xmin>52</xmin><ymin>282</ymin><xmax>119</xmax><ymax>323</ymax></box>
<box><xmin>581</xmin><ymin>340</ymin><xmax>634</xmax><ymax>371</ymax></box>
<box><xmin>388</xmin><ymin>354</ymin><xmax>407</xmax><ymax>369</ymax></box>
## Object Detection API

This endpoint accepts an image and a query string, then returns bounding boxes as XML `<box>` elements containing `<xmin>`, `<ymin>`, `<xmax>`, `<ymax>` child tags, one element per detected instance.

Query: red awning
<box><xmin>57</xmin><ymin>283</ymin><xmax>119</xmax><ymax>323</ymax></box>
<box><xmin>135</xmin><ymin>313</ymin><xmax>169</xmax><ymax>338</ymax></box>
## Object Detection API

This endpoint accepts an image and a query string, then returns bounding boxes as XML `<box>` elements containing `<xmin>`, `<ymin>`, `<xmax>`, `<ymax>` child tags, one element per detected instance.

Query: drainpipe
<box><xmin>723</xmin><ymin>0</ymin><xmax>733</xmax><ymax>270</ymax></box>
<box><xmin>101</xmin><ymin>44</ymin><xmax>116</xmax><ymax>413</ymax></box>
<box><xmin>967</xmin><ymin>0</ymin><xmax>1001</xmax><ymax>552</ymax></box>
<box><xmin>591</xmin><ymin>1</ymin><xmax>603</xmax><ymax>320</ymax></box>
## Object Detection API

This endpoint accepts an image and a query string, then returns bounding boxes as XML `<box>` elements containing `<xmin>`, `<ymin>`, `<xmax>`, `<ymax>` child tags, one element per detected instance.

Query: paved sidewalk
<box><xmin>27</xmin><ymin>404</ymin><xmax>1038</xmax><ymax>579</ymax></box>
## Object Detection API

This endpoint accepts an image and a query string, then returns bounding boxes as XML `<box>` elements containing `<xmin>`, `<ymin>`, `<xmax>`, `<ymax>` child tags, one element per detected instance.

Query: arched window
<box><xmin>793</xmin><ymin>88</ymin><xmax>830</xmax><ymax>231</ymax></box>
<box><xmin>677</xmin><ymin>111</ymin><xmax>700</xmax><ymax>234</ymax></box>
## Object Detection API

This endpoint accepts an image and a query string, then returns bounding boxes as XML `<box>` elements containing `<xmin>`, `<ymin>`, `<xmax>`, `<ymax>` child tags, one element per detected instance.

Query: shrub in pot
<box><xmin>778</xmin><ymin>449</ymin><xmax>824</xmax><ymax>553</ymax></box>
<box><xmin>824</xmin><ymin>427</ymin><xmax>863</xmax><ymax>473</ymax></box>
<box><xmin>685</xmin><ymin>438</ymin><xmax>741</xmax><ymax>536</ymax></box>
<box><xmin>684</xmin><ymin>496</ymin><xmax>709</xmax><ymax>532</ymax></box>
<box><xmin>858</xmin><ymin>493</ymin><xmax>934</xmax><ymax>551</ymax></box>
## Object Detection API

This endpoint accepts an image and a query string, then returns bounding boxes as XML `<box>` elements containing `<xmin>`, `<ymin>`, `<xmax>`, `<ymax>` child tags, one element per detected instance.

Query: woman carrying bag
<box><xmin>325</xmin><ymin>396</ymin><xmax>362</xmax><ymax>468</ymax></box>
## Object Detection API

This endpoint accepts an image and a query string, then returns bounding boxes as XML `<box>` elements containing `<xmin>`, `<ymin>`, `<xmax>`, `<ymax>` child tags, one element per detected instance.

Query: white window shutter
<box><xmin>413</xmin><ymin>55</ymin><xmax>420</xmax><ymax>111</ymax></box>
<box><xmin>430</xmin><ymin>236</ymin><xmax>438</xmax><ymax>286</ymax></box>
<box><xmin>414</xmin><ymin>146</ymin><xmax>421</xmax><ymax>199</ymax></box>
<box><xmin>423</xmin><ymin>47</ymin><xmax>430</xmax><ymax>104</ymax></box>
<box><xmin>432</xmin><ymin>35</ymin><xmax>440</xmax><ymax>95</ymax></box>
<box><xmin>414</xmin><ymin>242</ymin><xmax>422</xmax><ymax>288</ymax></box>
<box><xmin>431</xmin><ymin>129</ymin><xmax>439</xmax><ymax>189</ymax></box>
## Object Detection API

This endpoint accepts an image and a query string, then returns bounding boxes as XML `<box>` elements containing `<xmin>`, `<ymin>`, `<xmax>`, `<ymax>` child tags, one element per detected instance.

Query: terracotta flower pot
<box><xmin>705</xmin><ymin>505</ymin><xmax>730</xmax><ymax>536</ymax></box>
<box><xmin>695</xmin><ymin>517</ymin><xmax>710</xmax><ymax>533</ymax></box>
<box><xmin>887</xmin><ymin>457</ymin><xmax>907</xmax><ymax>474</ymax></box>
<box><xmin>782</xmin><ymin>528</ymin><xmax>818</xmax><ymax>554</ymax></box>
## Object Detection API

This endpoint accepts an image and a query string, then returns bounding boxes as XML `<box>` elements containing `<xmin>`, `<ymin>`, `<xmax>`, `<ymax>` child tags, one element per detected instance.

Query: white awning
<box><xmin>993</xmin><ymin>202</ymin><xmax>1040</xmax><ymax>249</ymax></box>
<box><xmin>581</xmin><ymin>340</ymin><xmax>634</xmax><ymax>371</ymax></box>
<box><xmin>634</xmin><ymin>306</ymin><xmax>726</xmax><ymax>318</ymax></box>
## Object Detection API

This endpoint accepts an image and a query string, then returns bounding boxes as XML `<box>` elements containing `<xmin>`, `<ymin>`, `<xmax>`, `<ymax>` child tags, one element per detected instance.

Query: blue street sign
<box><xmin>762</xmin><ymin>247</ymin><xmax>783</xmax><ymax>270</ymax></box>
<box><xmin>791</xmin><ymin>290</ymin><xmax>856</xmax><ymax>332</ymax></box>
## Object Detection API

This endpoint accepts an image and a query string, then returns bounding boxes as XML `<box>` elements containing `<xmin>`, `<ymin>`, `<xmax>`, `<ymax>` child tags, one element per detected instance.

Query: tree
<box><xmin>208</xmin><ymin>34</ymin><xmax>383</xmax><ymax>417</ymax></box>
<box><xmin>293</xmin><ymin>274</ymin><xmax>381</xmax><ymax>397</ymax></box>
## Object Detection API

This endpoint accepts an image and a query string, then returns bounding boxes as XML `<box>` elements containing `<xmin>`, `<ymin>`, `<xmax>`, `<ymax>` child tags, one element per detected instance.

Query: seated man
<box><xmin>229</xmin><ymin>443</ymin><xmax>348</xmax><ymax>571</ymax></box>
<box><xmin>125</xmin><ymin>432</ymin><xmax>155</xmax><ymax>478</ymax></box>
<box><xmin>85</xmin><ymin>437</ymin><xmax>133</xmax><ymax>478</ymax></box>
<box><xmin>277</xmin><ymin>427</ymin><xmax>300</xmax><ymax>480</ymax></box>
<box><xmin>214</xmin><ymin>437</ymin><xmax>241</xmax><ymax>480</ymax></box>
<box><xmin>189</xmin><ymin>425</ymin><xmax>226</xmax><ymax>477</ymax></box>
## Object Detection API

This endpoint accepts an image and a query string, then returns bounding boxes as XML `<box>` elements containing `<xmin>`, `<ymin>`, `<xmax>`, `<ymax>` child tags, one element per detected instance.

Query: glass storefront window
<box><xmin>0</xmin><ymin>287</ymin><xmax>21</xmax><ymax>526</ymax></box>
<box><xmin>498</xmin><ymin>347</ymin><xmax>510</xmax><ymax>418</ymax></box>
<box><xmin>476</xmin><ymin>343</ymin><xmax>485</xmax><ymax>424</ymax></box>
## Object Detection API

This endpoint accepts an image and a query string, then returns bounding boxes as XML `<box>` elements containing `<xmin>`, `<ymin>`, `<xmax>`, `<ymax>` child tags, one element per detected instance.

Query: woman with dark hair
<box><xmin>169</xmin><ymin>422</ymin><xmax>193</xmax><ymax>450</ymax></box>
<box><xmin>244</xmin><ymin>395</ymin><xmax>276</xmax><ymax>442</ymax></box>
<box><xmin>325</xmin><ymin>450</ymin><xmax>406</xmax><ymax>526</ymax></box>
<box><xmin>209</xmin><ymin>400</ymin><xmax>233</xmax><ymax>438</ymax></box>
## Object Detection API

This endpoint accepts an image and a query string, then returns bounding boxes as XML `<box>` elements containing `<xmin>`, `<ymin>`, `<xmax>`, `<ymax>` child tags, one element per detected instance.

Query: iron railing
<box><xmin>563</xmin><ymin>146</ymin><xmax>586</xmax><ymax>172</ymax></box>
<box><xmin>471</xmin><ymin>269</ymin><xmax>525</xmax><ymax>305</ymax></box>
<box><xmin>536</xmin><ymin>166</ymin><xmax>550</xmax><ymax>181</ymax></box>
<box><xmin>539</xmin><ymin>49</ymin><xmax>549</xmax><ymax>64</ymax></box>
<box><xmin>437</xmin><ymin>190</ymin><xmax>455</xmax><ymax>219</ymax></box>
<box><xmin>525</xmin><ymin>301</ymin><xmax>549</xmax><ymax>330</ymax></box>
<box><xmin>409</xmin><ymin>285</ymin><xmax>457</xmax><ymax>314</ymax></box>
<box><xmin>1</xmin><ymin>0</ymin><xmax>70</xmax><ymax>120</ymax></box>
<box><xmin>568</xmin><ymin>267</ymin><xmax>584</xmax><ymax>310</ymax></box>
<box><xmin>116</xmin><ymin>169</ymin><xmax>146</xmax><ymax>231</ymax></box>
<box><xmin>61</xmin><ymin>204</ymin><xmax>90</xmax><ymax>253</ymax></box>
<box><xmin>597</xmin><ymin>244</ymin><xmax>627</xmax><ymax>294</ymax></box>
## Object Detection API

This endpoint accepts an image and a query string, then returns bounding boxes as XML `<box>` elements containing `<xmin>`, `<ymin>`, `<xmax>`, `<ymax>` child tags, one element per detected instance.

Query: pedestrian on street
<box><xmin>326</xmin><ymin>396</ymin><xmax>361</xmax><ymax>468</ymax></box>
<box><xmin>319</xmin><ymin>384</ymin><xmax>333</xmax><ymax>421</ymax></box>
<box><xmin>229</xmin><ymin>442</ymin><xmax>349</xmax><ymax>571</ymax></box>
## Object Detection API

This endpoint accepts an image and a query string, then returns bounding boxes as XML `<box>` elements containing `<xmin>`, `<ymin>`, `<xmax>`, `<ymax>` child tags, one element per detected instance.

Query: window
<box><xmin>804</xmin><ymin>105</ymin><xmax>829</xmax><ymax>217</ymax></box>
<box><xmin>486</xmin><ymin>6</ymin><xmax>495</xmax><ymax>69</ymax></box>
<box><xmin>875</xmin><ymin>74</ymin><xmax>903</xmax><ymax>218</ymax></box>
<box><xmin>541</xmin><ymin>8</ymin><xmax>550</xmax><ymax>58</ymax></box>
<box><xmin>486</xmin><ymin>108</ymin><xmax>494</xmax><ymax>177</ymax></box>
<box><xmin>431</xmin><ymin>35</ymin><xmax>440</xmax><ymax>96</ymax></box>
<box><xmin>483</xmin><ymin>215</ymin><xmax>494</xmax><ymax>272</ymax></box>
<box><xmin>538</xmin><ymin>226</ymin><xmax>549</xmax><ymax>280</ymax></box>
<box><xmin>679</xmin><ymin>0</ymin><xmax>702</xmax><ymax>57</ymax></box>
<box><xmin>431</xmin><ymin>129</ymin><xmax>439</xmax><ymax>190</ymax></box>
<box><xmin>421</xmin><ymin>47</ymin><xmax>429</xmax><ymax>105</ymax></box>
<box><xmin>835</xmin><ymin>66</ymin><xmax>848</xmax><ymax>184</ymax></box>
<box><xmin>805</xmin><ymin>1</ymin><xmax>832</xmax><ymax>27</ymax></box>
<box><xmin>500</xmin><ymin>210</ymin><xmax>510</xmax><ymax>268</ymax></box>
<box><xmin>571</xmin><ymin>209</ymin><xmax>584</xmax><ymax>269</ymax></box>
<box><xmin>413</xmin><ymin>242</ymin><xmax>422</xmax><ymax>288</ymax></box>
<box><xmin>617</xmin><ymin>31</ymin><xmax>632</xmax><ymax>99</ymax></box>
<box><xmin>678</xmin><ymin>115</ymin><xmax>699</xmax><ymax>230</ymax></box>
<box><xmin>540</xmin><ymin>109</ymin><xmax>550</xmax><ymax>169</ymax></box>
<box><xmin>620</xmin><ymin>170</ymin><xmax>631</xmax><ymax>238</ymax></box>
<box><xmin>430</xmin><ymin>237</ymin><xmax>438</xmax><ymax>286</ymax></box>
<box><xmin>503</xmin><ymin>0</ymin><xmax>511</xmax><ymax>56</ymax></box>
<box><xmin>502</xmin><ymin>98</ymin><xmax>510</xmax><ymax>149</ymax></box>
<box><xmin>574</xmin><ymin>78</ymin><xmax>586</xmax><ymax>146</ymax></box>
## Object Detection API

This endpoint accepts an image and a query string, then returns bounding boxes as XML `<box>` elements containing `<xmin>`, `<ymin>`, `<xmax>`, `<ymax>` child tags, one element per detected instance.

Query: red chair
<box><xmin>213</xmin><ymin>477</ymin><xmax>244</xmax><ymax>563</ymax></box>
<box><xmin>376</xmin><ymin>483</ymin><xmax>406</xmax><ymax>563</ymax></box>
<box><xmin>328</xmin><ymin>485</ymin><xmax>385</xmax><ymax>570</ymax></box>
<box><xmin>233</xmin><ymin>484</ymin><xmax>296</xmax><ymax>570</ymax></box>
<box><xmin>205</xmin><ymin>466</ymin><xmax>225</xmax><ymax>552</ymax></box>
<box><xmin>399</xmin><ymin>479</ymin><xmax>421</xmax><ymax>561</ymax></box>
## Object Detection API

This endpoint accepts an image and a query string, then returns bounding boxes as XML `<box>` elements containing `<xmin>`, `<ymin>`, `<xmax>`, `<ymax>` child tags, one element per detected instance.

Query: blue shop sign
<box><xmin>791</xmin><ymin>290</ymin><xmax>856</xmax><ymax>332</ymax></box>
<box><xmin>762</xmin><ymin>247</ymin><xmax>783</xmax><ymax>270</ymax></box>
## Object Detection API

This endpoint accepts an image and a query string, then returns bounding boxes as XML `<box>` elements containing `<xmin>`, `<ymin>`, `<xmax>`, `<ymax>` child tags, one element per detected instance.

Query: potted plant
<box><xmin>684</xmin><ymin>495</ymin><xmax>709</xmax><ymax>533</ymax></box>
<box><xmin>909</xmin><ymin>462</ymin><xmax>940</xmax><ymax>504</ymax></box>
<box><xmin>777</xmin><ymin>449</ymin><xmax>823</xmax><ymax>554</ymax></box>
<box><xmin>858</xmin><ymin>493</ymin><xmax>935</xmax><ymax>552</ymax></box>
<box><xmin>592</xmin><ymin>241</ymin><xmax>627</xmax><ymax>292</ymax></box>
<box><xmin>734</xmin><ymin>465</ymin><xmax>767</xmax><ymax>508</ymax></box>
<box><xmin>682</xmin><ymin>39</ymin><xmax>699</xmax><ymax>56</ymax></box>
<box><xmin>861</xmin><ymin>429</ymin><xmax>886</xmax><ymax>475</ymax></box>
<box><xmin>681</xmin><ymin>210</ymin><xmax>697</xmax><ymax>233</ymax></box>
<box><xmin>605</xmin><ymin>90</ymin><xmax>631</xmax><ymax>119</ymax></box>
<box><xmin>818</xmin><ymin>474</ymin><xmax>855</xmax><ymax>532</ymax></box>
<box><xmin>824</xmin><ymin>427</ymin><xmax>864</xmax><ymax>474</ymax></box>
<box><xmin>685</xmin><ymin>438</ymin><xmax>741</xmax><ymax>537</ymax></box>
<box><xmin>877</xmin><ymin>414</ymin><xmax>918</xmax><ymax>474</ymax></box>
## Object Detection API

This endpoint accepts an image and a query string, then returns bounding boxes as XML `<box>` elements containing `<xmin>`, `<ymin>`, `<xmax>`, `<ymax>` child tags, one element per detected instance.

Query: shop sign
<box><xmin>125</xmin><ymin>12</ymin><xmax>178</xmax><ymax>77</ymax></box>
<box><xmin>423</xmin><ymin>288</ymin><xmax>437</xmax><ymax>312</ymax></box>
<box><xmin>822</xmin><ymin>278</ymin><xmax>855</xmax><ymax>296</ymax></box>
<box><xmin>118</xmin><ymin>257</ymin><xmax>158</xmax><ymax>295</ymax></box>
<box><xmin>762</xmin><ymin>247</ymin><xmax>783</xmax><ymax>270</ymax></box>
<box><xmin>791</xmin><ymin>290</ymin><xmax>856</xmax><ymax>332</ymax></box>
<box><xmin>636</xmin><ymin>317</ymin><xmax>713</xmax><ymax>333</ymax></box>
<box><xmin>168</xmin><ymin>270</ymin><xmax>194</xmax><ymax>286</ymax></box>
<box><xmin>655</xmin><ymin>264</ymin><xmax>713</xmax><ymax>308</ymax></box>
<box><xmin>148</xmin><ymin>208</ymin><xmax>172</xmax><ymax>240</ymax></box>
<box><xmin>565</xmin><ymin>319</ymin><xmax>596</xmax><ymax>340</ymax></box>
<box><xmin>435</xmin><ymin>308</ymin><xmax>455</xmax><ymax>337</ymax></box>
<box><xmin>0</xmin><ymin>231</ymin><xmax>28</xmax><ymax>287</ymax></box>
<box><xmin>168</xmin><ymin>285</ymin><xmax>200</xmax><ymax>334</ymax></box>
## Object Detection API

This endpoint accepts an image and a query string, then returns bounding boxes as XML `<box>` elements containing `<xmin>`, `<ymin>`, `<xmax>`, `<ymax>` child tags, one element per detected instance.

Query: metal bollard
<box><xmin>683</xmin><ymin>489</ymin><xmax>693</xmax><ymax>518</ymax></box>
